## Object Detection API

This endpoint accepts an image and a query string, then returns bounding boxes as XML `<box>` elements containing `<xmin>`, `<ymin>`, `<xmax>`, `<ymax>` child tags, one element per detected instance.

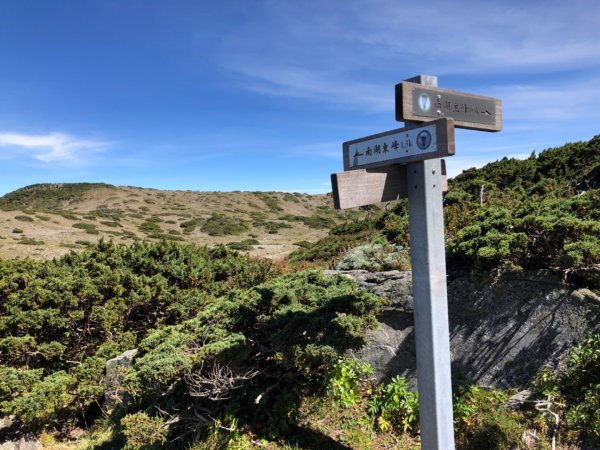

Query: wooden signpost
<box><xmin>331</xmin><ymin>75</ymin><xmax>502</xmax><ymax>450</ymax></box>
<box><xmin>396</xmin><ymin>81</ymin><xmax>502</xmax><ymax>132</ymax></box>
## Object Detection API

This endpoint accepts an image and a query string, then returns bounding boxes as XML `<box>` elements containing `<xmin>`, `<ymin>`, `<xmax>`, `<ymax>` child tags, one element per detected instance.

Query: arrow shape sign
<box><xmin>342</xmin><ymin>118</ymin><xmax>454</xmax><ymax>171</ymax></box>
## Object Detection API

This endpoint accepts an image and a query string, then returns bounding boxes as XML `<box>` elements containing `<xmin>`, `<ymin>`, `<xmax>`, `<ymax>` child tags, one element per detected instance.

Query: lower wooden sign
<box><xmin>331</xmin><ymin>161</ymin><xmax>448</xmax><ymax>210</ymax></box>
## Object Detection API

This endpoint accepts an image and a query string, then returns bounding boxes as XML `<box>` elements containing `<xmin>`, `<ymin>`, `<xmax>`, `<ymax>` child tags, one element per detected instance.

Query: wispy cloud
<box><xmin>284</xmin><ymin>140</ymin><xmax>341</xmax><ymax>158</ymax></box>
<box><xmin>236</xmin><ymin>65</ymin><xmax>391</xmax><ymax>112</ymax></box>
<box><xmin>0</xmin><ymin>132</ymin><xmax>109</xmax><ymax>163</ymax></box>
<box><xmin>218</xmin><ymin>0</ymin><xmax>600</xmax><ymax>113</ymax></box>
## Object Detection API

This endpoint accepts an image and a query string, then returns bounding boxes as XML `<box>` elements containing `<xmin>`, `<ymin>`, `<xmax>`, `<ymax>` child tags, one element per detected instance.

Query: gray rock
<box><xmin>104</xmin><ymin>349</ymin><xmax>138</xmax><ymax>412</ymax></box>
<box><xmin>504</xmin><ymin>389</ymin><xmax>532</xmax><ymax>410</ymax></box>
<box><xmin>334</xmin><ymin>269</ymin><xmax>600</xmax><ymax>388</ymax></box>
<box><xmin>325</xmin><ymin>270</ymin><xmax>413</xmax><ymax>310</ymax></box>
<box><xmin>0</xmin><ymin>416</ymin><xmax>41</xmax><ymax>450</ymax></box>
<box><xmin>570</xmin><ymin>288</ymin><xmax>600</xmax><ymax>304</ymax></box>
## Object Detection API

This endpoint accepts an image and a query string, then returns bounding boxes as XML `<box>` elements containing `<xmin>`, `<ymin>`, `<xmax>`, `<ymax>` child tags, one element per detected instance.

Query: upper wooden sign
<box><xmin>343</xmin><ymin>118</ymin><xmax>454</xmax><ymax>171</ymax></box>
<box><xmin>396</xmin><ymin>81</ymin><xmax>502</xmax><ymax>132</ymax></box>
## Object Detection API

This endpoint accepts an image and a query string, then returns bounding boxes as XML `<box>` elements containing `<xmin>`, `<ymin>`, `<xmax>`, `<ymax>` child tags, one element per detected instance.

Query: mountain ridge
<box><xmin>0</xmin><ymin>184</ymin><xmax>363</xmax><ymax>261</ymax></box>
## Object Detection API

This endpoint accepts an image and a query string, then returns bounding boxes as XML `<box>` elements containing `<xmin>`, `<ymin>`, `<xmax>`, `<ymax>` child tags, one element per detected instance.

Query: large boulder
<box><xmin>330</xmin><ymin>269</ymin><xmax>600</xmax><ymax>388</ymax></box>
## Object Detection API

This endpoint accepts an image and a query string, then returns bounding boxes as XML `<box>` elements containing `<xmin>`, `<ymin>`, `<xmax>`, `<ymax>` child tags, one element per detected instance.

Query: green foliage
<box><xmin>4</xmin><ymin>370</ymin><xmax>74</xmax><ymax>428</ymax></box>
<box><xmin>201</xmin><ymin>213</ymin><xmax>250</xmax><ymax>236</ymax></box>
<box><xmin>290</xmin><ymin>135</ymin><xmax>600</xmax><ymax>279</ymax></box>
<box><xmin>453</xmin><ymin>386</ymin><xmax>522</xmax><ymax>450</ymax></box>
<box><xmin>57</xmin><ymin>210</ymin><xmax>79</xmax><ymax>220</ymax></box>
<box><xmin>0</xmin><ymin>239</ymin><xmax>385</xmax><ymax>444</ymax></box>
<box><xmin>336</xmin><ymin>242</ymin><xmax>410</xmax><ymax>272</ymax></box>
<box><xmin>283</xmin><ymin>193</ymin><xmax>300</xmax><ymax>203</ymax></box>
<box><xmin>253</xmin><ymin>220</ymin><xmax>292</xmax><ymax>234</ymax></box>
<box><xmin>179</xmin><ymin>218</ymin><xmax>203</xmax><ymax>234</ymax></box>
<box><xmin>327</xmin><ymin>357</ymin><xmax>374</xmax><ymax>407</ymax></box>
<box><xmin>301</xmin><ymin>214</ymin><xmax>336</xmax><ymax>230</ymax></box>
<box><xmin>89</xmin><ymin>207</ymin><xmax>124</xmax><ymax>221</ymax></box>
<box><xmin>15</xmin><ymin>214</ymin><xmax>34</xmax><ymax>222</ymax></box>
<box><xmin>560</xmin><ymin>334</ymin><xmax>600</xmax><ymax>442</ymax></box>
<box><xmin>288</xmin><ymin>218</ymin><xmax>377</xmax><ymax>268</ymax></box>
<box><xmin>0</xmin><ymin>183</ymin><xmax>114</xmax><ymax>211</ymax></box>
<box><xmin>100</xmin><ymin>220</ymin><xmax>121</xmax><ymax>228</ymax></box>
<box><xmin>72</xmin><ymin>222</ymin><xmax>100</xmax><ymax>235</ymax></box>
<box><xmin>368</xmin><ymin>376</ymin><xmax>419</xmax><ymax>433</ymax></box>
<box><xmin>0</xmin><ymin>367</ymin><xmax>43</xmax><ymax>400</ymax></box>
<box><xmin>121</xmin><ymin>412</ymin><xmax>167</xmax><ymax>449</ymax></box>
<box><xmin>227</xmin><ymin>239</ymin><xmax>260</xmax><ymax>251</ymax></box>
<box><xmin>18</xmin><ymin>237</ymin><xmax>45</xmax><ymax>245</ymax></box>
<box><xmin>0</xmin><ymin>240</ymin><xmax>276</xmax><ymax>430</ymax></box>
<box><xmin>120</xmin><ymin>269</ymin><xmax>384</xmax><ymax>441</ymax></box>
<box><xmin>138</xmin><ymin>221</ymin><xmax>161</xmax><ymax>234</ymax></box>
<box><xmin>253</xmin><ymin>192</ymin><xmax>283</xmax><ymax>212</ymax></box>
<box><xmin>447</xmin><ymin>207</ymin><xmax>529</xmax><ymax>270</ymax></box>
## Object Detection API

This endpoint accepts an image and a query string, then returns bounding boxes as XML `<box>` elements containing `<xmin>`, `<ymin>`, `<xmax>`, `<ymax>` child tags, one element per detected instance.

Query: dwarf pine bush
<box><xmin>336</xmin><ymin>242</ymin><xmax>410</xmax><ymax>272</ymax></box>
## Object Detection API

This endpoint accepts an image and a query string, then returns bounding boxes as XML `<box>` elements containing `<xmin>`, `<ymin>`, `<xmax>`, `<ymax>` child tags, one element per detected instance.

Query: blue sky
<box><xmin>1</xmin><ymin>1</ymin><xmax>599</xmax><ymax>196</ymax></box>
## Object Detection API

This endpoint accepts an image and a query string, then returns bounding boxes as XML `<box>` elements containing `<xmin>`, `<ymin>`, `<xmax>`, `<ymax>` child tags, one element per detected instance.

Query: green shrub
<box><xmin>561</xmin><ymin>334</ymin><xmax>600</xmax><ymax>442</ymax></box>
<box><xmin>336</xmin><ymin>243</ymin><xmax>410</xmax><ymax>272</ymax></box>
<box><xmin>15</xmin><ymin>215</ymin><xmax>34</xmax><ymax>222</ymax></box>
<box><xmin>227</xmin><ymin>239</ymin><xmax>260</xmax><ymax>251</ymax></box>
<box><xmin>0</xmin><ymin>183</ymin><xmax>113</xmax><ymax>211</ymax></box>
<box><xmin>368</xmin><ymin>376</ymin><xmax>419</xmax><ymax>433</ymax></box>
<box><xmin>0</xmin><ymin>367</ymin><xmax>44</xmax><ymax>400</ymax></box>
<box><xmin>72</xmin><ymin>222</ymin><xmax>99</xmax><ymax>235</ymax></box>
<box><xmin>57</xmin><ymin>211</ymin><xmax>79</xmax><ymax>221</ymax></box>
<box><xmin>138</xmin><ymin>221</ymin><xmax>161</xmax><ymax>234</ymax></box>
<box><xmin>454</xmin><ymin>386</ymin><xmax>522</xmax><ymax>450</ymax></box>
<box><xmin>121</xmin><ymin>412</ymin><xmax>167</xmax><ymax>449</ymax></box>
<box><xmin>0</xmin><ymin>240</ymin><xmax>277</xmax><ymax>431</ymax></box>
<box><xmin>201</xmin><ymin>213</ymin><xmax>249</xmax><ymax>236</ymax></box>
<box><xmin>100</xmin><ymin>221</ymin><xmax>120</xmax><ymax>228</ymax></box>
<box><xmin>301</xmin><ymin>214</ymin><xmax>336</xmax><ymax>230</ymax></box>
<box><xmin>18</xmin><ymin>237</ymin><xmax>45</xmax><ymax>245</ymax></box>
<box><xmin>327</xmin><ymin>357</ymin><xmax>374</xmax><ymax>407</ymax></box>
<box><xmin>255</xmin><ymin>220</ymin><xmax>292</xmax><ymax>234</ymax></box>
<box><xmin>4</xmin><ymin>371</ymin><xmax>74</xmax><ymax>428</ymax></box>
<box><xmin>254</xmin><ymin>192</ymin><xmax>283</xmax><ymax>212</ymax></box>
<box><xmin>119</xmin><ymin>269</ymin><xmax>384</xmax><ymax>441</ymax></box>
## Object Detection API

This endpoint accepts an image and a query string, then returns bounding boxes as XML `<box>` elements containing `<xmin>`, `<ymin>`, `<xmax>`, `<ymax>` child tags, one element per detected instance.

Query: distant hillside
<box><xmin>0</xmin><ymin>185</ymin><xmax>363</xmax><ymax>260</ymax></box>
<box><xmin>291</xmin><ymin>135</ymin><xmax>600</xmax><ymax>287</ymax></box>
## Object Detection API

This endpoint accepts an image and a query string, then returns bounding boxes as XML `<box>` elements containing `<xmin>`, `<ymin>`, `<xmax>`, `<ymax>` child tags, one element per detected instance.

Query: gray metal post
<box><xmin>405</xmin><ymin>75</ymin><xmax>455</xmax><ymax>450</ymax></box>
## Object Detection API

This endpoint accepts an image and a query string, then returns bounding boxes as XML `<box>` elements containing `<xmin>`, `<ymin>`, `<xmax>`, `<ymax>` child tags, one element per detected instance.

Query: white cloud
<box><xmin>0</xmin><ymin>132</ymin><xmax>109</xmax><ymax>163</ymax></box>
<box><xmin>218</xmin><ymin>0</ymin><xmax>600</xmax><ymax>112</ymax></box>
<box><xmin>236</xmin><ymin>64</ymin><xmax>391</xmax><ymax>112</ymax></box>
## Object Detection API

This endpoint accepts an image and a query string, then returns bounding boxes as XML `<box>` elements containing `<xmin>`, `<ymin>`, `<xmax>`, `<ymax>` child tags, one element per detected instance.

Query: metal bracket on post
<box><xmin>405</xmin><ymin>75</ymin><xmax>455</xmax><ymax>450</ymax></box>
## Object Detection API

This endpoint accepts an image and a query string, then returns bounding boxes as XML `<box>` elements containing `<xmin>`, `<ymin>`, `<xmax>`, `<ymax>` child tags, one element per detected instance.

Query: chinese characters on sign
<box><xmin>342</xmin><ymin>118</ymin><xmax>454</xmax><ymax>171</ymax></box>
<box><xmin>396</xmin><ymin>82</ymin><xmax>502</xmax><ymax>132</ymax></box>
<box><xmin>349</xmin><ymin>127</ymin><xmax>434</xmax><ymax>168</ymax></box>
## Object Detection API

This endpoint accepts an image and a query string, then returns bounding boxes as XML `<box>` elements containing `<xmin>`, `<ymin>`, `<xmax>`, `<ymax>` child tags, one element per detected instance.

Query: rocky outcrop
<box><xmin>104</xmin><ymin>349</ymin><xmax>138</xmax><ymax>412</ymax></box>
<box><xmin>0</xmin><ymin>417</ymin><xmax>41</xmax><ymax>450</ymax></box>
<box><xmin>330</xmin><ymin>269</ymin><xmax>600</xmax><ymax>389</ymax></box>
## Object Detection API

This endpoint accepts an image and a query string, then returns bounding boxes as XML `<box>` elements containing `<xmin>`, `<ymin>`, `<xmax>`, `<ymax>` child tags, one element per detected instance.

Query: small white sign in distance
<box><xmin>342</xmin><ymin>118</ymin><xmax>454</xmax><ymax>171</ymax></box>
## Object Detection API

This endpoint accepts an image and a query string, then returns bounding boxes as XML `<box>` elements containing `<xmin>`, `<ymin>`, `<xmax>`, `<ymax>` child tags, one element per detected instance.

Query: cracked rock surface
<box><xmin>330</xmin><ymin>269</ymin><xmax>600</xmax><ymax>388</ymax></box>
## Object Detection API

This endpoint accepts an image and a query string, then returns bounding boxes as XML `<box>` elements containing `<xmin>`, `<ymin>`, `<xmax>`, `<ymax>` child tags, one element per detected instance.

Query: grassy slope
<box><xmin>0</xmin><ymin>184</ymin><xmax>364</xmax><ymax>261</ymax></box>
